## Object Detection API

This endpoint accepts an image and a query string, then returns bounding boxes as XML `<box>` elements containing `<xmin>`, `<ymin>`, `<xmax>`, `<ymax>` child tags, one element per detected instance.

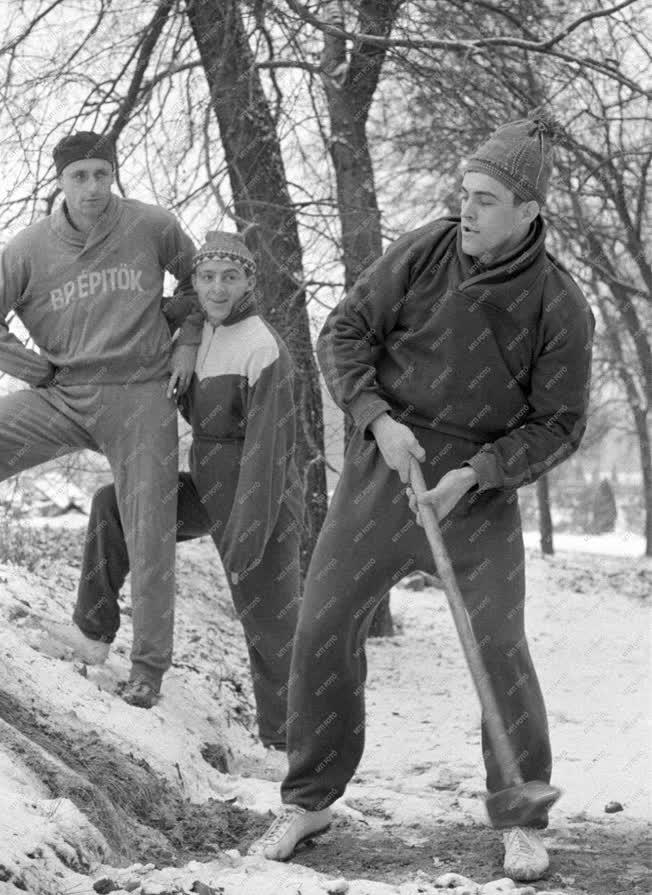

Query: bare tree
<box><xmin>0</xmin><ymin>0</ymin><xmax>329</xmax><ymax>568</ymax></box>
<box><xmin>536</xmin><ymin>475</ymin><xmax>555</xmax><ymax>554</ymax></box>
<box><xmin>2</xmin><ymin>0</ymin><xmax>648</xmax><ymax>561</ymax></box>
<box><xmin>354</xmin><ymin>0</ymin><xmax>651</xmax><ymax>553</ymax></box>
<box><xmin>186</xmin><ymin>0</ymin><xmax>328</xmax><ymax>569</ymax></box>
<box><xmin>319</xmin><ymin>0</ymin><xmax>401</xmax><ymax>634</ymax></box>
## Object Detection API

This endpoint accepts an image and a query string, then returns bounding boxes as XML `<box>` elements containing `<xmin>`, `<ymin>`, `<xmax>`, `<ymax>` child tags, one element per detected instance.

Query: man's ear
<box><xmin>246</xmin><ymin>275</ymin><xmax>256</xmax><ymax>293</ymax></box>
<box><xmin>522</xmin><ymin>200</ymin><xmax>540</xmax><ymax>225</ymax></box>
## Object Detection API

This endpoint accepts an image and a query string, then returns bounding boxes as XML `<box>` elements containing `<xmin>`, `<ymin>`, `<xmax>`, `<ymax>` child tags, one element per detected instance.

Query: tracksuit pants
<box><xmin>0</xmin><ymin>382</ymin><xmax>178</xmax><ymax>687</ymax></box>
<box><xmin>281</xmin><ymin>427</ymin><xmax>552</xmax><ymax>826</ymax></box>
<box><xmin>75</xmin><ymin>467</ymin><xmax>301</xmax><ymax>748</ymax></box>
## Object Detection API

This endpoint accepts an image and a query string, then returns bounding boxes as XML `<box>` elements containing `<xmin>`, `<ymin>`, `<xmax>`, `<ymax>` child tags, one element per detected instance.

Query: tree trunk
<box><xmin>536</xmin><ymin>474</ymin><xmax>554</xmax><ymax>555</ymax></box>
<box><xmin>321</xmin><ymin>0</ymin><xmax>401</xmax><ymax>634</ymax></box>
<box><xmin>563</xmin><ymin>193</ymin><xmax>651</xmax><ymax>556</ymax></box>
<box><xmin>633</xmin><ymin>405</ymin><xmax>652</xmax><ymax>556</ymax></box>
<box><xmin>186</xmin><ymin>0</ymin><xmax>327</xmax><ymax>573</ymax></box>
<box><xmin>595</xmin><ymin>293</ymin><xmax>651</xmax><ymax>556</ymax></box>
<box><xmin>321</xmin><ymin>1</ymin><xmax>395</xmax><ymax>291</ymax></box>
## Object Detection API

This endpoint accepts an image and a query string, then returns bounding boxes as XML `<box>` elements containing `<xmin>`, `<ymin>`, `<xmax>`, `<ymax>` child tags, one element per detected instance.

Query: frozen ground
<box><xmin>522</xmin><ymin>529</ymin><xmax>646</xmax><ymax>557</ymax></box>
<box><xmin>0</xmin><ymin>520</ymin><xmax>649</xmax><ymax>895</ymax></box>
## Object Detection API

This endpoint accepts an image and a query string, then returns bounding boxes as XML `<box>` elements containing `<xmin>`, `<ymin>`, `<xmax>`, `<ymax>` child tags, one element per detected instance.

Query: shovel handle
<box><xmin>409</xmin><ymin>457</ymin><xmax>524</xmax><ymax>788</ymax></box>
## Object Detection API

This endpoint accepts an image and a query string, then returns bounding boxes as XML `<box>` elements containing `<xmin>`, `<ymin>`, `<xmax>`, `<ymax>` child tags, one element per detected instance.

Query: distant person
<box><xmin>73</xmin><ymin>232</ymin><xmax>303</xmax><ymax>739</ymax></box>
<box><xmin>0</xmin><ymin>130</ymin><xmax>202</xmax><ymax>706</ymax></box>
<box><xmin>250</xmin><ymin>113</ymin><xmax>595</xmax><ymax>881</ymax></box>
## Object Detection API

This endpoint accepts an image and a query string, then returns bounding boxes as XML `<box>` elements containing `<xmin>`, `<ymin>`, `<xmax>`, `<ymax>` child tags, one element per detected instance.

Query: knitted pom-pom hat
<box><xmin>193</xmin><ymin>231</ymin><xmax>256</xmax><ymax>275</ymax></box>
<box><xmin>465</xmin><ymin>110</ymin><xmax>563</xmax><ymax>206</ymax></box>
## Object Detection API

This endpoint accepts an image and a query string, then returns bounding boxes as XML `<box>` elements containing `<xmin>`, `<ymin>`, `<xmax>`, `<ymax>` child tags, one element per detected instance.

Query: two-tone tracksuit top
<box><xmin>318</xmin><ymin>217</ymin><xmax>595</xmax><ymax>491</ymax></box>
<box><xmin>0</xmin><ymin>194</ymin><xmax>203</xmax><ymax>385</ymax></box>
<box><xmin>179</xmin><ymin>303</ymin><xmax>303</xmax><ymax>577</ymax></box>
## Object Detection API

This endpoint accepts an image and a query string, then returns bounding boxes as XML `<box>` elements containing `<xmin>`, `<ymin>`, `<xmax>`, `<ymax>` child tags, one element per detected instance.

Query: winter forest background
<box><xmin>0</xmin><ymin>0</ymin><xmax>650</xmax><ymax>562</ymax></box>
<box><xmin>0</xmin><ymin>4</ymin><xmax>650</xmax><ymax>895</ymax></box>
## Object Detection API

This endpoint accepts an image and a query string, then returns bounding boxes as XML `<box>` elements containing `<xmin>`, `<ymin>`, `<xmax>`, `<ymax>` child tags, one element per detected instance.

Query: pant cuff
<box><xmin>72</xmin><ymin>614</ymin><xmax>116</xmax><ymax>644</ymax></box>
<box><xmin>129</xmin><ymin>661</ymin><xmax>164</xmax><ymax>692</ymax></box>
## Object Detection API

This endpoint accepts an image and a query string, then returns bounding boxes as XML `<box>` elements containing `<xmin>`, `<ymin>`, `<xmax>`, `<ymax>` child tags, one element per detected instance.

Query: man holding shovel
<box><xmin>250</xmin><ymin>113</ymin><xmax>594</xmax><ymax>881</ymax></box>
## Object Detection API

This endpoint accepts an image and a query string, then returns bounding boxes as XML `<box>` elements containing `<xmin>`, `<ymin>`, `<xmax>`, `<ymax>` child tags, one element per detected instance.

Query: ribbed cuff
<box><xmin>176</xmin><ymin>319</ymin><xmax>204</xmax><ymax>346</ymax></box>
<box><xmin>350</xmin><ymin>392</ymin><xmax>392</xmax><ymax>434</ymax></box>
<box><xmin>465</xmin><ymin>449</ymin><xmax>502</xmax><ymax>491</ymax></box>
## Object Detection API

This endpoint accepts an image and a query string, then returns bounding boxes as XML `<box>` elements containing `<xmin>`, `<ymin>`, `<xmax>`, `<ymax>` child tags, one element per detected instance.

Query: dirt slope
<box><xmin>0</xmin><ymin>526</ymin><xmax>649</xmax><ymax>894</ymax></box>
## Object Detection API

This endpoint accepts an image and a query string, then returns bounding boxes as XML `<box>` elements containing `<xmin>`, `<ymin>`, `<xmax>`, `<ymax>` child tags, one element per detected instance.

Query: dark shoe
<box><xmin>118</xmin><ymin>678</ymin><xmax>159</xmax><ymax>709</ymax></box>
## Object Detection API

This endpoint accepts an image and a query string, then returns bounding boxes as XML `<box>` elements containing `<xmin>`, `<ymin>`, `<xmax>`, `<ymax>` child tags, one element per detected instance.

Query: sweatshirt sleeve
<box><xmin>220</xmin><ymin>347</ymin><xmax>296</xmax><ymax>576</ymax></box>
<box><xmin>0</xmin><ymin>244</ymin><xmax>54</xmax><ymax>385</ymax></box>
<box><xmin>466</xmin><ymin>289</ymin><xmax>595</xmax><ymax>491</ymax></box>
<box><xmin>317</xmin><ymin>234</ymin><xmax>418</xmax><ymax>432</ymax></box>
<box><xmin>159</xmin><ymin>217</ymin><xmax>203</xmax><ymax>346</ymax></box>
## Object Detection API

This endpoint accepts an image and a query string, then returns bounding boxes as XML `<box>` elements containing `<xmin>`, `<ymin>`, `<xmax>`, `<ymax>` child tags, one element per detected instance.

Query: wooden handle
<box><xmin>409</xmin><ymin>457</ymin><xmax>523</xmax><ymax>788</ymax></box>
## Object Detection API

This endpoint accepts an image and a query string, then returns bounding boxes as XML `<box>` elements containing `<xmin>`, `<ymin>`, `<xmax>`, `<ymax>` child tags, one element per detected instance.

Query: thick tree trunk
<box><xmin>536</xmin><ymin>474</ymin><xmax>554</xmax><ymax>555</ymax></box>
<box><xmin>633</xmin><ymin>406</ymin><xmax>652</xmax><ymax>556</ymax></box>
<box><xmin>321</xmin><ymin>0</ymin><xmax>401</xmax><ymax>634</ymax></box>
<box><xmin>321</xmin><ymin>1</ymin><xmax>394</xmax><ymax>291</ymax></box>
<box><xmin>595</xmin><ymin>292</ymin><xmax>651</xmax><ymax>556</ymax></box>
<box><xmin>186</xmin><ymin>0</ymin><xmax>327</xmax><ymax>573</ymax></box>
<box><xmin>565</xmin><ymin>195</ymin><xmax>651</xmax><ymax>556</ymax></box>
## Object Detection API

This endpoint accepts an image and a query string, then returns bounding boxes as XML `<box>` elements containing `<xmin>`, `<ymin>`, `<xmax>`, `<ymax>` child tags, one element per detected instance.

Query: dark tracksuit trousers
<box><xmin>281</xmin><ymin>426</ymin><xmax>552</xmax><ymax>825</ymax></box>
<box><xmin>75</xmin><ymin>450</ymin><xmax>300</xmax><ymax>748</ymax></box>
<box><xmin>0</xmin><ymin>381</ymin><xmax>178</xmax><ymax>686</ymax></box>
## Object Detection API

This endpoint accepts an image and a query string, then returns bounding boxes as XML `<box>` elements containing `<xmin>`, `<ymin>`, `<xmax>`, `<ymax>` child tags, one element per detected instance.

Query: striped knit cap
<box><xmin>465</xmin><ymin>110</ymin><xmax>562</xmax><ymax>206</ymax></box>
<box><xmin>193</xmin><ymin>231</ymin><xmax>256</xmax><ymax>275</ymax></box>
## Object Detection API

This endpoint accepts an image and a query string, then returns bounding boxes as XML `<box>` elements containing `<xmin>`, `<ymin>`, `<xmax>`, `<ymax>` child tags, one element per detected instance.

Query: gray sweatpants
<box><xmin>0</xmin><ymin>381</ymin><xmax>178</xmax><ymax>687</ymax></box>
<box><xmin>76</xmin><ymin>472</ymin><xmax>301</xmax><ymax>747</ymax></box>
<box><xmin>281</xmin><ymin>427</ymin><xmax>552</xmax><ymax>826</ymax></box>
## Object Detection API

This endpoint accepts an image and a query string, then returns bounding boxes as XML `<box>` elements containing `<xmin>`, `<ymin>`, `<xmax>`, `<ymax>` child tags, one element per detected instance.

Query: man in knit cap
<box><xmin>73</xmin><ymin>231</ymin><xmax>303</xmax><ymax>740</ymax></box>
<box><xmin>250</xmin><ymin>113</ymin><xmax>595</xmax><ymax>881</ymax></box>
<box><xmin>0</xmin><ymin>130</ymin><xmax>203</xmax><ymax>706</ymax></box>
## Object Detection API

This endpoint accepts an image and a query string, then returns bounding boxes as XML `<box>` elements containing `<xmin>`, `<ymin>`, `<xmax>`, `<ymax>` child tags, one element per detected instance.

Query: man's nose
<box><xmin>461</xmin><ymin>200</ymin><xmax>476</xmax><ymax>221</ymax></box>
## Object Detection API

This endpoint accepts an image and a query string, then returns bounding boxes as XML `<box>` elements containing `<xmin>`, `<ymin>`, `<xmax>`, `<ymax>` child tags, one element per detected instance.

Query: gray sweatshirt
<box><xmin>0</xmin><ymin>194</ymin><xmax>203</xmax><ymax>385</ymax></box>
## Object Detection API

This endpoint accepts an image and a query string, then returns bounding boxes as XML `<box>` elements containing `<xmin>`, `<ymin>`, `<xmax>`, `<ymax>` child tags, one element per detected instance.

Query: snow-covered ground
<box><xmin>522</xmin><ymin>529</ymin><xmax>647</xmax><ymax>557</ymax></box>
<box><xmin>0</xmin><ymin>518</ymin><xmax>649</xmax><ymax>895</ymax></box>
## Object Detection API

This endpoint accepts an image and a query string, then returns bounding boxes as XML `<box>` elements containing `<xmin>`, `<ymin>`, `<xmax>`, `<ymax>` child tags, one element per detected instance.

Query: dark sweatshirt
<box><xmin>0</xmin><ymin>195</ymin><xmax>203</xmax><ymax>385</ymax></box>
<box><xmin>180</xmin><ymin>304</ymin><xmax>302</xmax><ymax>576</ymax></box>
<box><xmin>318</xmin><ymin>217</ymin><xmax>595</xmax><ymax>491</ymax></box>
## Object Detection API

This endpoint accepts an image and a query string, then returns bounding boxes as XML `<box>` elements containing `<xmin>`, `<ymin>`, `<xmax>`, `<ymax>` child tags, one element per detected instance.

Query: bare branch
<box><xmin>0</xmin><ymin>0</ymin><xmax>68</xmax><ymax>55</ymax></box>
<box><xmin>108</xmin><ymin>0</ymin><xmax>176</xmax><ymax>144</ymax></box>
<box><xmin>538</xmin><ymin>0</ymin><xmax>641</xmax><ymax>50</ymax></box>
<box><xmin>283</xmin><ymin>0</ymin><xmax>649</xmax><ymax>95</ymax></box>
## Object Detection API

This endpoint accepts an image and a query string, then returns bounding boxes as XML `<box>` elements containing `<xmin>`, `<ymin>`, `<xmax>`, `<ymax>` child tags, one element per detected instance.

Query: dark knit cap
<box><xmin>193</xmin><ymin>231</ymin><xmax>256</xmax><ymax>275</ymax></box>
<box><xmin>53</xmin><ymin>131</ymin><xmax>115</xmax><ymax>175</ymax></box>
<box><xmin>465</xmin><ymin>111</ymin><xmax>562</xmax><ymax>205</ymax></box>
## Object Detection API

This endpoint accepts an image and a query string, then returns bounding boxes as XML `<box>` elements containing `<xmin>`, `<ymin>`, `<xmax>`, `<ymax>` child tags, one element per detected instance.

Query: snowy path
<box><xmin>0</xmin><ymin>527</ymin><xmax>649</xmax><ymax>895</ymax></box>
